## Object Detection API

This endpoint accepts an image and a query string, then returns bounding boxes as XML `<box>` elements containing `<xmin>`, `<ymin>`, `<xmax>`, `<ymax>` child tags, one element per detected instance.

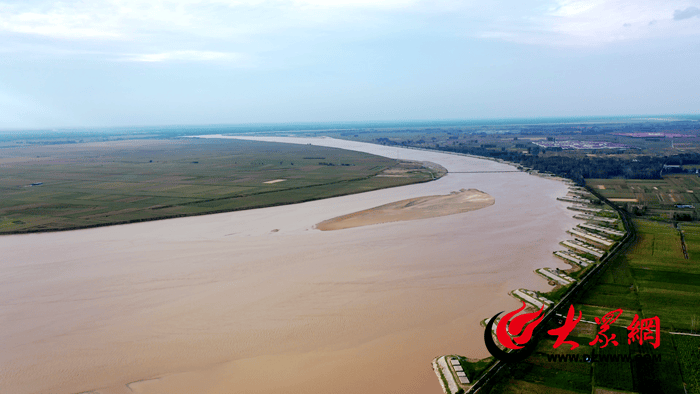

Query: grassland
<box><xmin>0</xmin><ymin>138</ymin><xmax>442</xmax><ymax>234</ymax></box>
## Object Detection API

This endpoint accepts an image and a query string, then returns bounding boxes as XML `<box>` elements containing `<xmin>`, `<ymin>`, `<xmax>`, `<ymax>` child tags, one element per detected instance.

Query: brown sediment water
<box><xmin>0</xmin><ymin>137</ymin><xmax>579</xmax><ymax>394</ymax></box>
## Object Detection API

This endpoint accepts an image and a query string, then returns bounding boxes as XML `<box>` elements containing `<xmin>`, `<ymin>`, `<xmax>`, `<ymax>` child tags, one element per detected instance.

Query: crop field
<box><xmin>489</xmin><ymin>326</ymin><xmax>595</xmax><ymax>394</ymax></box>
<box><xmin>0</xmin><ymin>138</ymin><xmax>441</xmax><ymax>234</ymax></box>
<box><xmin>587</xmin><ymin>176</ymin><xmax>700</xmax><ymax>219</ymax></box>
<box><xmin>675</xmin><ymin>335</ymin><xmax>700</xmax><ymax>394</ymax></box>
<box><xmin>679</xmin><ymin>222</ymin><xmax>700</xmax><ymax>260</ymax></box>
<box><xmin>492</xmin><ymin>218</ymin><xmax>699</xmax><ymax>394</ymax></box>
<box><xmin>625</xmin><ymin>221</ymin><xmax>700</xmax><ymax>332</ymax></box>
<box><xmin>630</xmin><ymin>333</ymin><xmax>686</xmax><ymax>394</ymax></box>
<box><xmin>575</xmin><ymin>219</ymin><xmax>699</xmax><ymax>393</ymax></box>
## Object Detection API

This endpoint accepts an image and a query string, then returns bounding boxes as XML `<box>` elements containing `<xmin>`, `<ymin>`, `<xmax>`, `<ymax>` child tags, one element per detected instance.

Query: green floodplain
<box><xmin>0</xmin><ymin>137</ymin><xmax>443</xmax><ymax>234</ymax></box>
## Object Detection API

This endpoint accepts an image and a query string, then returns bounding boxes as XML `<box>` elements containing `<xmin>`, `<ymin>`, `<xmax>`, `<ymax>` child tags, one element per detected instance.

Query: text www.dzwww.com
<box><xmin>546</xmin><ymin>353</ymin><xmax>662</xmax><ymax>363</ymax></box>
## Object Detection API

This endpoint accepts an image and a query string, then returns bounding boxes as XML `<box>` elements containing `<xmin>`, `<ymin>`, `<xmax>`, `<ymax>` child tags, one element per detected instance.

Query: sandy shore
<box><xmin>0</xmin><ymin>137</ymin><xmax>578</xmax><ymax>394</ymax></box>
<box><xmin>316</xmin><ymin>188</ymin><xmax>494</xmax><ymax>231</ymax></box>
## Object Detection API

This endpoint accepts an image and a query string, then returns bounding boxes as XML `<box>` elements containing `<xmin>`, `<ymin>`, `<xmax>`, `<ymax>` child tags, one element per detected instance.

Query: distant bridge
<box><xmin>447</xmin><ymin>170</ymin><xmax>521</xmax><ymax>173</ymax></box>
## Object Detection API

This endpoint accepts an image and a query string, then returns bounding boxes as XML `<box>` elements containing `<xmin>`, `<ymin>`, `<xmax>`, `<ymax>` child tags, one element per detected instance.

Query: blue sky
<box><xmin>1</xmin><ymin>0</ymin><xmax>700</xmax><ymax>129</ymax></box>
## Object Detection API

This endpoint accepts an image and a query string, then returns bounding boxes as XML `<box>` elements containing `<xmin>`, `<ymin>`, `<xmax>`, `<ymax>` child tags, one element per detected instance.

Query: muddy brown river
<box><xmin>0</xmin><ymin>137</ymin><xmax>578</xmax><ymax>394</ymax></box>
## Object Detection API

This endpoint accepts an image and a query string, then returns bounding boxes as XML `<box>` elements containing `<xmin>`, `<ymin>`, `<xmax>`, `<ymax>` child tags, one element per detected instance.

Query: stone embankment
<box><xmin>433</xmin><ymin>356</ymin><xmax>470</xmax><ymax>394</ymax></box>
<box><xmin>511</xmin><ymin>288</ymin><xmax>554</xmax><ymax>310</ymax></box>
<box><xmin>573</xmin><ymin>214</ymin><xmax>618</xmax><ymax>224</ymax></box>
<box><xmin>536</xmin><ymin>268</ymin><xmax>575</xmax><ymax>285</ymax></box>
<box><xmin>557</xmin><ymin>196</ymin><xmax>591</xmax><ymax>204</ymax></box>
<box><xmin>578</xmin><ymin>223</ymin><xmax>624</xmax><ymax>237</ymax></box>
<box><xmin>568</xmin><ymin>205</ymin><xmax>602</xmax><ymax>213</ymax></box>
<box><xmin>567</xmin><ymin>228</ymin><xmax>614</xmax><ymax>247</ymax></box>
<box><xmin>561</xmin><ymin>239</ymin><xmax>605</xmax><ymax>258</ymax></box>
<box><xmin>554</xmin><ymin>250</ymin><xmax>594</xmax><ymax>267</ymax></box>
<box><xmin>436</xmin><ymin>182</ymin><xmax>627</xmax><ymax>394</ymax></box>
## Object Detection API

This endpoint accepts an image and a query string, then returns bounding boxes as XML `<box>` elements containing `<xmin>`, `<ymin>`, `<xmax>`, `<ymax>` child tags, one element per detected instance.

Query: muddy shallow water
<box><xmin>0</xmin><ymin>137</ymin><xmax>578</xmax><ymax>394</ymax></box>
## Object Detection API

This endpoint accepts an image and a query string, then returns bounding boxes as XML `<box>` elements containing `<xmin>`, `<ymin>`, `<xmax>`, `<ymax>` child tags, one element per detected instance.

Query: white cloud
<box><xmin>0</xmin><ymin>0</ymin><xmax>433</xmax><ymax>63</ymax></box>
<box><xmin>122</xmin><ymin>50</ymin><xmax>251</xmax><ymax>64</ymax></box>
<box><xmin>0</xmin><ymin>2</ymin><xmax>124</xmax><ymax>39</ymax></box>
<box><xmin>0</xmin><ymin>0</ymin><xmax>424</xmax><ymax>41</ymax></box>
<box><xmin>2</xmin><ymin>0</ymin><xmax>700</xmax><ymax>57</ymax></box>
<box><xmin>479</xmin><ymin>0</ymin><xmax>700</xmax><ymax>46</ymax></box>
<box><xmin>289</xmin><ymin>0</ymin><xmax>418</xmax><ymax>8</ymax></box>
<box><xmin>549</xmin><ymin>0</ymin><xmax>605</xmax><ymax>17</ymax></box>
<box><xmin>0</xmin><ymin>0</ymin><xmax>439</xmax><ymax>69</ymax></box>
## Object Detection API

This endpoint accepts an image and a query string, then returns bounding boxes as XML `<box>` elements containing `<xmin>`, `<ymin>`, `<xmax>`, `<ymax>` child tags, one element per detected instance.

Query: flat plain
<box><xmin>0</xmin><ymin>138</ymin><xmax>439</xmax><ymax>234</ymax></box>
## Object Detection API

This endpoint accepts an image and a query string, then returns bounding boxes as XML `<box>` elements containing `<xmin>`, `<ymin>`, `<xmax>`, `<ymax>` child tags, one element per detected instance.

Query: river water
<box><xmin>0</xmin><ymin>137</ymin><xmax>578</xmax><ymax>394</ymax></box>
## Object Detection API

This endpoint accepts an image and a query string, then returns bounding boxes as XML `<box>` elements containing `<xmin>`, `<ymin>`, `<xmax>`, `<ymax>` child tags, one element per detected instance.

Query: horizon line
<box><xmin>2</xmin><ymin>113</ymin><xmax>700</xmax><ymax>134</ymax></box>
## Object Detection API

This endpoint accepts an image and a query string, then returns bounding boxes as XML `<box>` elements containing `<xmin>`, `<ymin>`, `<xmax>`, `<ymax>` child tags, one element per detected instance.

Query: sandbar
<box><xmin>316</xmin><ymin>189</ymin><xmax>494</xmax><ymax>230</ymax></box>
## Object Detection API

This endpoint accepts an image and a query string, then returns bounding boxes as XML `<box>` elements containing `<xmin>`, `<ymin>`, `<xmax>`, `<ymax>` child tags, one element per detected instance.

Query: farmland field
<box><xmin>675</xmin><ymin>335</ymin><xmax>700</xmax><ymax>394</ymax></box>
<box><xmin>489</xmin><ymin>328</ymin><xmax>595</xmax><ymax>394</ymax></box>
<box><xmin>679</xmin><ymin>222</ymin><xmax>700</xmax><ymax>260</ymax></box>
<box><xmin>491</xmin><ymin>217</ymin><xmax>700</xmax><ymax>394</ymax></box>
<box><xmin>625</xmin><ymin>221</ymin><xmax>700</xmax><ymax>333</ymax></box>
<box><xmin>0</xmin><ymin>138</ymin><xmax>442</xmax><ymax>234</ymax></box>
<box><xmin>587</xmin><ymin>176</ymin><xmax>700</xmax><ymax>219</ymax></box>
<box><xmin>574</xmin><ymin>219</ymin><xmax>700</xmax><ymax>393</ymax></box>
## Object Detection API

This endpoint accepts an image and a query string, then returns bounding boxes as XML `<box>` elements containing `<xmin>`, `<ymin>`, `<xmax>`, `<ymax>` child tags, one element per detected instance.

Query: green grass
<box><xmin>0</xmin><ymin>138</ymin><xmax>442</xmax><ymax>234</ymax></box>
<box><xmin>628</xmin><ymin>333</ymin><xmax>685</xmax><ymax>394</ymax></box>
<box><xmin>505</xmin><ymin>340</ymin><xmax>592</xmax><ymax>394</ymax></box>
<box><xmin>569</xmin><ymin>218</ymin><xmax>699</xmax><ymax>393</ymax></box>
<box><xmin>512</xmin><ymin>364</ymin><xmax>591</xmax><ymax>393</ymax></box>
<box><xmin>674</xmin><ymin>335</ymin><xmax>700</xmax><ymax>394</ymax></box>
<box><xmin>575</xmin><ymin>219</ymin><xmax>700</xmax><ymax>332</ymax></box>
<box><xmin>680</xmin><ymin>222</ymin><xmax>700</xmax><ymax>260</ymax></box>
<box><xmin>592</xmin><ymin>326</ymin><xmax>634</xmax><ymax>392</ymax></box>
<box><xmin>625</xmin><ymin>220</ymin><xmax>700</xmax><ymax>332</ymax></box>
<box><xmin>457</xmin><ymin>356</ymin><xmax>495</xmax><ymax>382</ymax></box>
<box><xmin>436</xmin><ymin>362</ymin><xmax>451</xmax><ymax>394</ymax></box>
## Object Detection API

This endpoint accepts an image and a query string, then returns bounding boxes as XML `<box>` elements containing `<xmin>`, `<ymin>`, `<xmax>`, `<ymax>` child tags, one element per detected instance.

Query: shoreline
<box><xmin>436</xmin><ymin>186</ymin><xmax>628</xmax><ymax>394</ymax></box>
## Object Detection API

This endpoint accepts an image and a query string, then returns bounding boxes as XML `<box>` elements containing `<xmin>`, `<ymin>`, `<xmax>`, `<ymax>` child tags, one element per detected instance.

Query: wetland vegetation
<box><xmin>0</xmin><ymin>137</ymin><xmax>442</xmax><ymax>234</ymax></box>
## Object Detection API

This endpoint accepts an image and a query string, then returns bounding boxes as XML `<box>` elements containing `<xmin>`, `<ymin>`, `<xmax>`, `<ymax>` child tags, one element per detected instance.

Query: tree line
<box><xmin>380</xmin><ymin>140</ymin><xmax>700</xmax><ymax>185</ymax></box>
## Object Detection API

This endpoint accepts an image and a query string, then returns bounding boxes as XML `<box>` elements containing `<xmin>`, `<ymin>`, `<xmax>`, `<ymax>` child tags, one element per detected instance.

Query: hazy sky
<box><xmin>1</xmin><ymin>0</ymin><xmax>700</xmax><ymax>128</ymax></box>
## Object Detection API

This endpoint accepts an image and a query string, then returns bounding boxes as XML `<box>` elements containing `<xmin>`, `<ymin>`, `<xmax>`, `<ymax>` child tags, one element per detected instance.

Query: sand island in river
<box><xmin>316</xmin><ymin>189</ymin><xmax>494</xmax><ymax>231</ymax></box>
